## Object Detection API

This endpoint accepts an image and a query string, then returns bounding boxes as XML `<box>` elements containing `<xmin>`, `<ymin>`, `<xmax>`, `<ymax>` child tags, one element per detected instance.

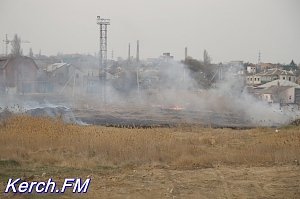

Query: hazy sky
<box><xmin>0</xmin><ymin>0</ymin><xmax>299</xmax><ymax>63</ymax></box>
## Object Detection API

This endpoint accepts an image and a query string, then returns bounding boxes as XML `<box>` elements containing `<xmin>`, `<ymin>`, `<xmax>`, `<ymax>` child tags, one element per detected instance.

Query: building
<box><xmin>45</xmin><ymin>63</ymin><xmax>73</xmax><ymax>85</ymax></box>
<box><xmin>246</xmin><ymin>68</ymin><xmax>296</xmax><ymax>86</ymax></box>
<box><xmin>247</xmin><ymin>79</ymin><xmax>300</xmax><ymax>110</ymax></box>
<box><xmin>246</xmin><ymin>65</ymin><xmax>256</xmax><ymax>74</ymax></box>
<box><xmin>260</xmin><ymin>86</ymin><xmax>296</xmax><ymax>104</ymax></box>
<box><xmin>257</xmin><ymin>80</ymin><xmax>300</xmax><ymax>89</ymax></box>
<box><xmin>0</xmin><ymin>56</ymin><xmax>38</xmax><ymax>94</ymax></box>
<box><xmin>160</xmin><ymin>53</ymin><xmax>174</xmax><ymax>61</ymax></box>
<box><xmin>43</xmin><ymin>62</ymin><xmax>85</xmax><ymax>94</ymax></box>
<box><xmin>258</xmin><ymin>63</ymin><xmax>279</xmax><ymax>71</ymax></box>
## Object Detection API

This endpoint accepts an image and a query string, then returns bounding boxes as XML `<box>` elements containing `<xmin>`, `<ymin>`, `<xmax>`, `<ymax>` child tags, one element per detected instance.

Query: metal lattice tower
<box><xmin>97</xmin><ymin>16</ymin><xmax>110</xmax><ymax>73</ymax></box>
<box><xmin>258</xmin><ymin>50</ymin><xmax>261</xmax><ymax>64</ymax></box>
<box><xmin>97</xmin><ymin>16</ymin><xmax>110</xmax><ymax>103</ymax></box>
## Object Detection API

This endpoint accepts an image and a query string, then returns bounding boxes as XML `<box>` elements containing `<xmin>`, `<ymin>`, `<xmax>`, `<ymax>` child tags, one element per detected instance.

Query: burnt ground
<box><xmin>0</xmin><ymin>105</ymin><xmax>277</xmax><ymax>128</ymax></box>
<box><xmin>73</xmin><ymin>108</ymin><xmax>255</xmax><ymax>129</ymax></box>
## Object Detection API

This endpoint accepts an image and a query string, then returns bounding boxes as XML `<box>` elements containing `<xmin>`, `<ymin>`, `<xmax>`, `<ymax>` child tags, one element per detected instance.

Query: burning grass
<box><xmin>0</xmin><ymin>116</ymin><xmax>300</xmax><ymax>169</ymax></box>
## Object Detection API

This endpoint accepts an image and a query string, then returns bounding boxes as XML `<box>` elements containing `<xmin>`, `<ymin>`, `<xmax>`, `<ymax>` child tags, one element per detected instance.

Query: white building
<box><xmin>246</xmin><ymin>68</ymin><xmax>296</xmax><ymax>86</ymax></box>
<box><xmin>246</xmin><ymin>65</ymin><xmax>256</xmax><ymax>74</ymax></box>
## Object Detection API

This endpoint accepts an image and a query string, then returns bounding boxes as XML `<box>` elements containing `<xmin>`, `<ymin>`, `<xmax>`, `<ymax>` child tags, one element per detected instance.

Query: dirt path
<box><xmin>83</xmin><ymin>165</ymin><xmax>300</xmax><ymax>199</ymax></box>
<box><xmin>1</xmin><ymin>165</ymin><xmax>299</xmax><ymax>198</ymax></box>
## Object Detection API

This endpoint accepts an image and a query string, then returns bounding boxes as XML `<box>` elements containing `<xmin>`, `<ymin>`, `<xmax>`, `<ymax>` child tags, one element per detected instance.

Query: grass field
<box><xmin>0</xmin><ymin>116</ymin><xmax>300</xmax><ymax>198</ymax></box>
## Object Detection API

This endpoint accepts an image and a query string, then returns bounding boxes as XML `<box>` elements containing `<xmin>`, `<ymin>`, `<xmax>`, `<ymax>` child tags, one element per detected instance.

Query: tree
<box><xmin>183</xmin><ymin>56</ymin><xmax>217</xmax><ymax>88</ymax></box>
<box><xmin>28</xmin><ymin>48</ymin><xmax>34</xmax><ymax>58</ymax></box>
<box><xmin>282</xmin><ymin>60</ymin><xmax>298</xmax><ymax>71</ymax></box>
<box><xmin>11</xmin><ymin>34</ymin><xmax>22</xmax><ymax>56</ymax></box>
<box><xmin>289</xmin><ymin>60</ymin><xmax>297</xmax><ymax>70</ymax></box>
<box><xmin>203</xmin><ymin>49</ymin><xmax>211</xmax><ymax>65</ymax></box>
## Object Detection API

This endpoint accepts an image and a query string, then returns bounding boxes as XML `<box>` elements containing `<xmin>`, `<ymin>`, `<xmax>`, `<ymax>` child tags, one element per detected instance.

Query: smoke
<box><xmin>0</xmin><ymin>58</ymin><xmax>299</xmax><ymax>127</ymax></box>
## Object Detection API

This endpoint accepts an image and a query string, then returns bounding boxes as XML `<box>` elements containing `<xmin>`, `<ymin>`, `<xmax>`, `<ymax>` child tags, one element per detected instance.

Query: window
<box><xmin>283</xmin><ymin>77</ymin><xmax>286</xmax><ymax>80</ymax></box>
<box><xmin>254</xmin><ymin>78</ymin><xmax>256</xmax><ymax>81</ymax></box>
<box><xmin>289</xmin><ymin>77</ymin><xmax>291</xmax><ymax>81</ymax></box>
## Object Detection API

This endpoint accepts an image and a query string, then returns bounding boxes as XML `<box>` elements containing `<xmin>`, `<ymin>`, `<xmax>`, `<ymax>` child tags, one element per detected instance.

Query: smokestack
<box><xmin>185</xmin><ymin>47</ymin><xmax>188</xmax><ymax>61</ymax></box>
<box><xmin>128</xmin><ymin>43</ymin><xmax>131</xmax><ymax>62</ymax></box>
<box><xmin>136</xmin><ymin>40</ymin><xmax>140</xmax><ymax>63</ymax></box>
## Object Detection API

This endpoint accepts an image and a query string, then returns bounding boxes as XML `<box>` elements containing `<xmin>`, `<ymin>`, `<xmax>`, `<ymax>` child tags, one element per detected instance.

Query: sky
<box><xmin>0</xmin><ymin>0</ymin><xmax>299</xmax><ymax>64</ymax></box>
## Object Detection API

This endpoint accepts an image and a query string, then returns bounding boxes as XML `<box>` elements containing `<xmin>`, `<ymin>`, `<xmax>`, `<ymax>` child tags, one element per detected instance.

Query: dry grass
<box><xmin>0</xmin><ymin>115</ymin><xmax>300</xmax><ymax>169</ymax></box>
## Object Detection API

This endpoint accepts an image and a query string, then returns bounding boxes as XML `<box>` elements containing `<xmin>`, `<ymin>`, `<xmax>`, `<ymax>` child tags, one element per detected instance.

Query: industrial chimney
<box><xmin>136</xmin><ymin>40</ymin><xmax>140</xmax><ymax>63</ymax></box>
<box><xmin>128</xmin><ymin>43</ymin><xmax>131</xmax><ymax>62</ymax></box>
<box><xmin>185</xmin><ymin>47</ymin><xmax>188</xmax><ymax>61</ymax></box>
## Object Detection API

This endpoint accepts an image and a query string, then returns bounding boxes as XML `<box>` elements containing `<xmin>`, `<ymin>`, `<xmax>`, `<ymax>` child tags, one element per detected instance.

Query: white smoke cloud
<box><xmin>0</xmin><ymin>59</ymin><xmax>299</xmax><ymax>127</ymax></box>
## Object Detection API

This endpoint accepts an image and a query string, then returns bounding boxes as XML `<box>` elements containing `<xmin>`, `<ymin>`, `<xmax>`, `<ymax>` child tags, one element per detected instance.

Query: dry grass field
<box><xmin>0</xmin><ymin>115</ymin><xmax>300</xmax><ymax>198</ymax></box>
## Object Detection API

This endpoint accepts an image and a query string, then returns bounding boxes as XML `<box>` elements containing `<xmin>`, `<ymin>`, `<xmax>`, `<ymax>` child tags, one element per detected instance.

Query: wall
<box><xmin>279</xmin><ymin>75</ymin><xmax>296</xmax><ymax>82</ymax></box>
<box><xmin>4</xmin><ymin>57</ymin><xmax>38</xmax><ymax>94</ymax></box>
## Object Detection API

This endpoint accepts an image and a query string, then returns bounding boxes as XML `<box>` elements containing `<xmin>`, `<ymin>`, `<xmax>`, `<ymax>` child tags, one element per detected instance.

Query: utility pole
<box><xmin>136</xmin><ymin>40</ymin><xmax>140</xmax><ymax>98</ymax></box>
<box><xmin>183</xmin><ymin>47</ymin><xmax>188</xmax><ymax>83</ymax></box>
<box><xmin>97</xmin><ymin>16</ymin><xmax>110</xmax><ymax>104</ymax></box>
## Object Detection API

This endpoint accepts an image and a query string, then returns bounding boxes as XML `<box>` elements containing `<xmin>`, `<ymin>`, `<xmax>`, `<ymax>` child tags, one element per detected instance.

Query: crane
<box><xmin>3</xmin><ymin>34</ymin><xmax>30</xmax><ymax>56</ymax></box>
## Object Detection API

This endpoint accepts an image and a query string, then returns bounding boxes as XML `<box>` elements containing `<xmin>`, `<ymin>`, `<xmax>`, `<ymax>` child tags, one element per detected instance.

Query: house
<box><xmin>247</xmin><ymin>79</ymin><xmax>300</xmax><ymax>111</ymax></box>
<box><xmin>259</xmin><ymin>85</ymin><xmax>300</xmax><ymax>111</ymax></box>
<box><xmin>246</xmin><ymin>65</ymin><xmax>256</xmax><ymax>74</ymax></box>
<box><xmin>257</xmin><ymin>80</ymin><xmax>300</xmax><ymax>89</ymax></box>
<box><xmin>44</xmin><ymin>62</ymin><xmax>85</xmax><ymax>94</ymax></box>
<box><xmin>45</xmin><ymin>63</ymin><xmax>72</xmax><ymax>85</ymax></box>
<box><xmin>258</xmin><ymin>63</ymin><xmax>279</xmax><ymax>71</ymax></box>
<box><xmin>227</xmin><ymin>61</ymin><xmax>243</xmax><ymax>67</ymax></box>
<box><xmin>260</xmin><ymin>86</ymin><xmax>294</xmax><ymax>103</ymax></box>
<box><xmin>246</xmin><ymin>68</ymin><xmax>296</xmax><ymax>86</ymax></box>
<box><xmin>0</xmin><ymin>56</ymin><xmax>38</xmax><ymax>94</ymax></box>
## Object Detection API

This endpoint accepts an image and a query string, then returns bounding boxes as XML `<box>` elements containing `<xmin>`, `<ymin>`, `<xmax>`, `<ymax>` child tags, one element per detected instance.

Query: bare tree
<box><xmin>203</xmin><ymin>49</ymin><xmax>211</xmax><ymax>65</ymax></box>
<box><xmin>11</xmin><ymin>34</ymin><xmax>22</xmax><ymax>56</ymax></box>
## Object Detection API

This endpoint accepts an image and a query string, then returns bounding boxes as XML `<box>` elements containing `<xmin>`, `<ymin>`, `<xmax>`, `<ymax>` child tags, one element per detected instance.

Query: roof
<box><xmin>0</xmin><ymin>56</ymin><xmax>38</xmax><ymax>70</ymax></box>
<box><xmin>0</xmin><ymin>57</ymin><xmax>9</xmax><ymax>70</ymax></box>
<box><xmin>45</xmin><ymin>63</ymin><xmax>70</xmax><ymax>72</ymax></box>
<box><xmin>259</xmin><ymin>63</ymin><xmax>279</xmax><ymax>69</ymax></box>
<box><xmin>256</xmin><ymin>68</ymin><xmax>295</xmax><ymax>76</ymax></box>
<box><xmin>261</xmin><ymin>86</ymin><xmax>292</xmax><ymax>94</ymax></box>
<box><xmin>257</xmin><ymin>80</ymin><xmax>300</xmax><ymax>88</ymax></box>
